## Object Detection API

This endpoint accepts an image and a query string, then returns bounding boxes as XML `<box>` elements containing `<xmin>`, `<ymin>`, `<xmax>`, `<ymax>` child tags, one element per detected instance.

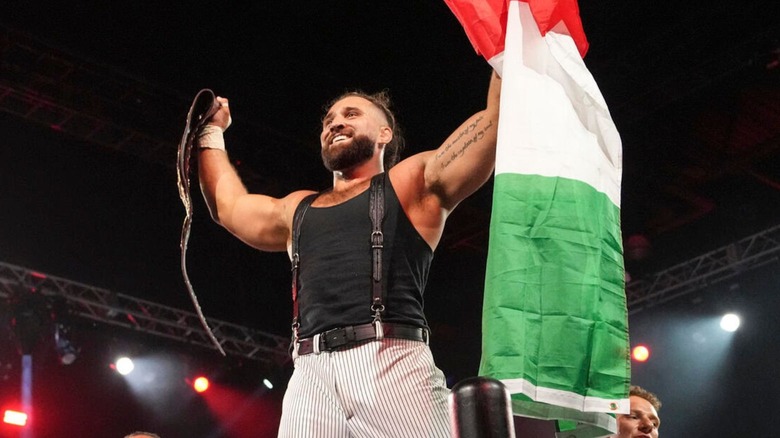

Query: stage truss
<box><xmin>626</xmin><ymin>223</ymin><xmax>780</xmax><ymax>314</ymax></box>
<box><xmin>1</xmin><ymin>224</ymin><xmax>778</xmax><ymax>362</ymax></box>
<box><xmin>0</xmin><ymin>261</ymin><xmax>290</xmax><ymax>364</ymax></box>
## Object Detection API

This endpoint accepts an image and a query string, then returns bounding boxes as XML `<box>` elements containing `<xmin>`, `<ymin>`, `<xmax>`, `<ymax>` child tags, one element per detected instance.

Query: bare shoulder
<box><xmin>388</xmin><ymin>151</ymin><xmax>434</xmax><ymax>201</ymax></box>
<box><xmin>267</xmin><ymin>189</ymin><xmax>317</xmax><ymax>255</ymax></box>
<box><xmin>388</xmin><ymin>151</ymin><xmax>448</xmax><ymax>249</ymax></box>
<box><xmin>226</xmin><ymin>189</ymin><xmax>319</xmax><ymax>253</ymax></box>
<box><xmin>281</xmin><ymin>190</ymin><xmax>319</xmax><ymax>224</ymax></box>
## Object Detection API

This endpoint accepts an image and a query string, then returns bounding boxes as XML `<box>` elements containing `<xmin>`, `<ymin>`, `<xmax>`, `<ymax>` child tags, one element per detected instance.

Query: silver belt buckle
<box><xmin>312</xmin><ymin>333</ymin><xmax>322</xmax><ymax>355</ymax></box>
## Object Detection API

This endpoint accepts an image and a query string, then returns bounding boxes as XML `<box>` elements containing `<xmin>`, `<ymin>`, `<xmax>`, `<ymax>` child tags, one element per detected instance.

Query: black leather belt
<box><xmin>296</xmin><ymin>322</ymin><xmax>428</xmax><ymax>356</ymax></box>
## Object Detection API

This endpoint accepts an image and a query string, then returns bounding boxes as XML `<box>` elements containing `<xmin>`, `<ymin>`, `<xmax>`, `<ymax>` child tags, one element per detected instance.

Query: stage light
<box><xmin>3</xmin><ymin>409</ymin><xmax>28</xmax><ymax>427</ymax></box>
<box><xmin>114</xmin><ymin>357</ymin><xmax>135</xmax><ymax>375</ymax></box>
<box><xmin>632</xmin><ymin>345</ymin><xmax>650</xmax><ymax>362</ymax></box>
<box><xmin>193</xmin><ymin>376</ymin><xmax>210</xmax><ymax>393</ymax></box>
<box><xmin>9</xmin><ymin>291</ymin><xmax>48</xmax><ymax>355</ymax></box>
<box><xmin>54</xmin><ymin>323</ymin><xmax>79</xmax><ymax>365</ymax></box>
<box><xmin>262</xmin><ymin>378</ymin><xmax>273</xmax><ymax>389</ymax></box>
<box><xmin>720</xmin><ymin>313</ymin><xmax>740</xmax><ymax>332</ymax></box>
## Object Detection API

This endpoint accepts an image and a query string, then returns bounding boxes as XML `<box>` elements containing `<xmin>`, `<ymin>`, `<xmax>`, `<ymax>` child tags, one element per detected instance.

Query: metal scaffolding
<box><xmin>2</xmin><ymin>224</ymin><xmax>776</xmax><ymax>363</ymax></box>
<box><xmin>0</xmin><ymin>27</ymin><xmax>188</xmax><ymax>167</ymax></box>
<box><xmin>626</xmin><ymin>223</ymin><xmax>780</xmax><ymax>314</ymax></box>
<box><xmin>0</xmin><ymin>261</ymin><xmax>290</xmax><ymax>364</ymax></box>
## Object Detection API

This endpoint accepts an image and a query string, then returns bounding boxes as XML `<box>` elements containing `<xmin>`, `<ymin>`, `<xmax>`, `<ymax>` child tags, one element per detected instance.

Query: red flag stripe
<box><xmin>444</xmin><ymin>0</ymin><xmax>507</xmax><ymax>60</ymax></box>
<box><xmin>527</xmin><ymin>0</ymin><xmax>589</xmax><ymax>56</ymax></box>
<box><xmin>444</xmin><ymin>0</ymin><xmax>589</xmax><ymax>60</ymax></box>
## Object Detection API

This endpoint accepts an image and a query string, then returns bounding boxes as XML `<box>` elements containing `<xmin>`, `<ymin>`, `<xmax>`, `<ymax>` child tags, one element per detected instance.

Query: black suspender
<box><xmin>368</xmin><ymin>174</ymin><xmax>387</xmax><ymax>332</ymax></box>
<box><xmin>291</xmin><ymin>193</ymin><xmax>317</xmax><ymax>343</ymax></box>
<box><xmin>290</xmin><ymin>174</ymin><xmax>387</xmax><ymax>344</ymax></box>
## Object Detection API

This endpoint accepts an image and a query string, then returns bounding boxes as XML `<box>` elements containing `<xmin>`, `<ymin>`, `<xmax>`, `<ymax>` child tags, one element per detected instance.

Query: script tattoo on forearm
<box><xmin>435</xmin><ymin>116</ymin><xmax>494</xmax><ymax>169</ymax></box>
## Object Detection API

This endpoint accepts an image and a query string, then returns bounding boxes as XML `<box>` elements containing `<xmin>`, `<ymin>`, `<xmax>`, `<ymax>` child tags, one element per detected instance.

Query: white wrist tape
<box><xmin>197</xmin><ymin>125</ymin><xmax>226</xmax><ymax>151</ymax></box>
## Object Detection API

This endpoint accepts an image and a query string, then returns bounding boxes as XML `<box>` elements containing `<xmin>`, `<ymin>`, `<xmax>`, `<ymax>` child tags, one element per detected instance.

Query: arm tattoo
<box><xmin>435</xmin><ymin>116</ymin><xmax>494</xmax><ymax>169</ymax></box>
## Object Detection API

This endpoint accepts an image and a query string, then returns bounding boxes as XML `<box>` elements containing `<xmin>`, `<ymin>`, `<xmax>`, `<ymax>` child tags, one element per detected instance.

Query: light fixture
<box><xmin>632</xmin><ymin>345</ymin><xmax>650</xmax><ymax>362</ymax></box>
<box><xmin>3</xmin><ymin>409</ymin><xmax>28</xmax><ymax>427</ymax></box>
<box><xmin>9</xmin><ymin>290</ymin><xmax>48</xmax><ymax>355</ymax></box>
<box><xmin>54</xmin><ymin>323</ymin><xmax>79</xmax><ymax>365</ymax></box>
<box><xmin>720</xmin><ymin>313</ymin><xmax>740</xmax><ymax>332</ymax></box>
<box><xmin>193</xmin><ymin>376</ymin><xmax>210</xmax><ymax>393</ymax></box>
<box><xmin>114</xmin><ymin>357</ymin><xmax>135</xmax><ymax>375</ymax></box>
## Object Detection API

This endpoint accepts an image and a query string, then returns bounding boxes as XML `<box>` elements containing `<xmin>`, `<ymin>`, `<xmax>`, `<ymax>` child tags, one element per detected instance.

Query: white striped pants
<box><xmin>278</xmin><ymin>338</ymin><xmax>451</xmax><ymax>438</ymax></box>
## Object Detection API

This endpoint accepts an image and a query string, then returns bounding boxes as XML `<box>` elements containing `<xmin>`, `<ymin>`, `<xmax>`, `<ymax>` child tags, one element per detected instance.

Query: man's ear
<box><xmin>378</xmin><ymin>125</ymin><xmax>393</xmax><ymax>145</ymax></box>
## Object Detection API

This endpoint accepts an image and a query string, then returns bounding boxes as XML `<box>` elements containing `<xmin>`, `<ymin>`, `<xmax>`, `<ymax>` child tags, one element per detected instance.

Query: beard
<box><xmin>321</xmin><ymin>134</ymin><xmax>376</xmax><ymax>172</ymax></box>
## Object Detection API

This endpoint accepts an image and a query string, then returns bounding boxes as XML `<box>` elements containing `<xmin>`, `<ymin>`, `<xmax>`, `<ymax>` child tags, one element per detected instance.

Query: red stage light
<box><xmin>193</xmin><ymin>376</ymin><xmax>210</xmax><ymax>393</ymax></box>
<box><xmin>632</xmin><ymin>345</ymin><xmax>650</xmax><ymax>362</ymax></box>
<box><xmin>3</xmin><ymin>409</ymin><xmax>28</xmax><ymax>427</ymax></box>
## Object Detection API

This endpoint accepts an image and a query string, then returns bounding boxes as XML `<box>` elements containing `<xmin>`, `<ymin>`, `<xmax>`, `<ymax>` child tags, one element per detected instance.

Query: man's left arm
<box><xmin>423</xmin><ymin>71</ymin><xmax>502</xmax><ymax>211</ymax></box>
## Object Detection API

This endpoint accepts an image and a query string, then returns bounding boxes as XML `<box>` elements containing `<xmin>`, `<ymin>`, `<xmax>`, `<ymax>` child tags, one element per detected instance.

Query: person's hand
<box><xmin>209</xmin><ymin>96</ymin><xmax>232</xmax><ymax>131</ymax></box>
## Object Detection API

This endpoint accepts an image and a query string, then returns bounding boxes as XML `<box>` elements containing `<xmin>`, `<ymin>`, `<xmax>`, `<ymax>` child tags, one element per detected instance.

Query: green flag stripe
<box><xmin>481</xmin><ymin>173</ymin><xmax>629</xmax><ymax>410</ymax></box>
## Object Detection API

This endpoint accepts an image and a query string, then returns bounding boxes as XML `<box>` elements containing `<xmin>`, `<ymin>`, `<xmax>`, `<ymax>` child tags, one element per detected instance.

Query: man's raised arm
<box><xmin>197</xmin><ymin>97</ymin><xmax>307</xmax><ymax>253</ymax></box>
<box><xmin>423</xmin><ymin>71</ymin><xmax>502</xmax><ymax>211</ymax></box>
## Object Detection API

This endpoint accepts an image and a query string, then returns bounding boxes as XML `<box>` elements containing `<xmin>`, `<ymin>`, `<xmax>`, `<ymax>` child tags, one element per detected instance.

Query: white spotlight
<box><xmin>720</xmin><ymin>313</ymin><xmax>740</xmax><ymax>332</ymax></box>
<box><xmin>262</xmin><ymin>378</ymin><xmax>273</xmax><ymax>389</ymax></box>
<box><xmin>115</xmin><ymin>357</ymin><xmax>135</xmax><ymax>375</ymax></box>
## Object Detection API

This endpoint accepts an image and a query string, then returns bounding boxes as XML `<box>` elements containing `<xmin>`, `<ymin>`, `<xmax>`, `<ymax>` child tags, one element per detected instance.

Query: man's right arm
<box><xmin>197</xmin><ymin>98</ymin><xmax>310</xmax><ymax>253</ymax></box>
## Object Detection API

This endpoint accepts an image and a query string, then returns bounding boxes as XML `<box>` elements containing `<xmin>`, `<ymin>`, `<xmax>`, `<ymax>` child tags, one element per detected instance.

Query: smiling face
<box><xmin>615</xmin><ymin>395</ymin><xmax>661</xmax><ymax>438</ymax></box>
<box><xmin>320</xmin><ymin>95</ymin><xmax>391</xmax><ymax>172</ymax></box>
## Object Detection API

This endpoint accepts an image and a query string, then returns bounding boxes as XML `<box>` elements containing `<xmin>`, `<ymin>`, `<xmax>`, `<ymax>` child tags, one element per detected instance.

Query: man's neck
<box><xmin>331</xmin><ymin>163</ymin><xmax>383</xmax><ymax>192</ymax></box>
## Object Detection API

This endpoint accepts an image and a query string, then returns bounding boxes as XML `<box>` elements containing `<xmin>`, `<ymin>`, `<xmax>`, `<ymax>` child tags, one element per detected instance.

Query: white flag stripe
<box><xmin>502</xmin><ymin>377</ymin><xmax>629</xmax><ymax>415</ymax></box>
<box><xmin>495</xmin><ymin>1</ymin><xmax>622</xmax><ymax>207</ymax></box>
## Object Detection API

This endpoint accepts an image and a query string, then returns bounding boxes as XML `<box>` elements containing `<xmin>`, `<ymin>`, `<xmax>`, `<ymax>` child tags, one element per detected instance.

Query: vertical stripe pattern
<box><xmin>278</xmin><ymin>339</ymin><xmax>450</xmax><ymax>438</ymax></box>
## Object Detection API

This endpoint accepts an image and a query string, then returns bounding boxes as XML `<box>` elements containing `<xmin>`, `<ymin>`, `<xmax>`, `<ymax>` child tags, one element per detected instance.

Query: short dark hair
<box><xmin>325</xmin><ymin>90</ymin><xmax>405</xmax><ymax>170</ymax></box>
<box><xmin>630</xmin><ymin>385</ymin><xmax>662</xmax><ymax>411</ymax></box>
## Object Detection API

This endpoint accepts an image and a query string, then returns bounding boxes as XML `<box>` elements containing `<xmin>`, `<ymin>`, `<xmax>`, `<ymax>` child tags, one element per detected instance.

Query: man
<box><xmin>196</xmin><ymin>70</ymin><xmax>500</xmax><ymax>438</ymax></box>
<box><xmin>612</xmin><ymin>385</ymin><xmax>662</xmax><ymax>438</ymax></box>
<box><xmin>124</xmin><ymin>432</ymin><xmax>161</xmax><ymax>438</ymax></box>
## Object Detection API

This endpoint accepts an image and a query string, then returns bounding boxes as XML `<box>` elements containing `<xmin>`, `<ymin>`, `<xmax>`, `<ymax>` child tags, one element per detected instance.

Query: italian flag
<box><xmin>445</xmin><ymin>0</ymin><xmax>630</xmax><ymax>436</ymax></box>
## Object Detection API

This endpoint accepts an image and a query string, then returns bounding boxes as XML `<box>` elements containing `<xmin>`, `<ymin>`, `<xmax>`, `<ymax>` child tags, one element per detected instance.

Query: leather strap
<box><xmin>369</xmin><ymin>174</ymin><xmax>386</xmax><ymax>323</ymax></box>
<box><xmin>291</xmin><ymin>193</ymin><xmax>318</xmax><ymax>341</ymax></box>
<box><xmin>177</xmin><ymin>89</ymin><xmax>225</xmax><ymax>355</ymax></box>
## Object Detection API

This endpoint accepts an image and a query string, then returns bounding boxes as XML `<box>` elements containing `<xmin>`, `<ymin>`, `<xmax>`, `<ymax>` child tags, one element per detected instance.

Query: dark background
<box><xmin>1</xmin><ymin>1</ymin><xmax>779</xmax><ymax>437</ymax></box>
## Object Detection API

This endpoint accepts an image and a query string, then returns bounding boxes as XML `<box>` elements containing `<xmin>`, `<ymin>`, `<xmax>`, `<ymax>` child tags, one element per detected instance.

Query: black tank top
<box><xmin>296</xmin><ymin>173</ymin><xmax>432</xmax><ymax>338</ymax></box>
